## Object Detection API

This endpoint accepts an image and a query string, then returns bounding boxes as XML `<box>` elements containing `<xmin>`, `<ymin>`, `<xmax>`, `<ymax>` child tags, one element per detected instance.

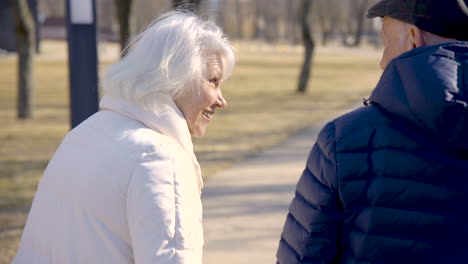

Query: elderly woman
<box><xmin>13</xmin><ymin>11</ymin><xmax>235</xmax><ymax>264</ymax></box>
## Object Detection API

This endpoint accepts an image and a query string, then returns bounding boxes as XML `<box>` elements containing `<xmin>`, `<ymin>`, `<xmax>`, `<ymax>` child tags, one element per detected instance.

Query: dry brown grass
<box><xmin>0</xmin><ymin>40</ymin><xmax>381</xmax><ymax>263</ymax></box>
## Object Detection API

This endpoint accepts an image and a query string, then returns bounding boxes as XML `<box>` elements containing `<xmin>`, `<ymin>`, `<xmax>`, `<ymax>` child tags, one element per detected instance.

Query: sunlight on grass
<box><xmin>0</xmin><ymin>41</ymin><xmax>381</xmax><ymax>262</ymax></box>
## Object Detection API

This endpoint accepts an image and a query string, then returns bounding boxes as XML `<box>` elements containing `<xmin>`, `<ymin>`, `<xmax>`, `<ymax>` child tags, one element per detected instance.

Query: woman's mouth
<box><xmin>202</xmin><ymin>110</ymin><xmax>213</xmax><ymax>119</ymax></box>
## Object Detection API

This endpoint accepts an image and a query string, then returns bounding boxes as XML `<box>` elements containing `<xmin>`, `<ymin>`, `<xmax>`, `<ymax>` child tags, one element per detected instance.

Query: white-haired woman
<box><xmin>13</xmin><ymin>11</ymin><xmax>235</xmax><ymax>264</ymax></box>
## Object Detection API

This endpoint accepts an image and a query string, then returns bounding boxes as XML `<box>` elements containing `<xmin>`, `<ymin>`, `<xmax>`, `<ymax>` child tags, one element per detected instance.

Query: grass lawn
<box><xmin>0</xmin><ymin>40</ymin><xmax>381</xmax><ymax>263</ymax></box>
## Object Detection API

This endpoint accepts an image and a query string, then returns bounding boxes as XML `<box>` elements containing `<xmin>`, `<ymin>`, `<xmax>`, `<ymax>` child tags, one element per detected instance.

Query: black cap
<box><xmin>367</xmin><ymin>0</ymin><xmax>468</xmax><ymax>41</ymax></box>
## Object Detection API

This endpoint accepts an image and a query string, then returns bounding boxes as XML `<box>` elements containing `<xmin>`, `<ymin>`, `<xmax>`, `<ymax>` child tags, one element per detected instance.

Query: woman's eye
<box><xmin>209</xmin><ymin>78</ymin><xmax>218</xmax><ymax>84</ymax></box>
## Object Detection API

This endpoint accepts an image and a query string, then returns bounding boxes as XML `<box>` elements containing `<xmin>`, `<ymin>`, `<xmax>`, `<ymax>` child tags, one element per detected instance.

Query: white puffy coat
<box><xmin>13</xmin><ymin>95</ymin><xmax>204</xmax><ymax>264</ymax></box>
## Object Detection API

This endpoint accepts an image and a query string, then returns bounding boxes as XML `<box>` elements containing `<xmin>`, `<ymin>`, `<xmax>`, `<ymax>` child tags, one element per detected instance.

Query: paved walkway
<box><xmin>201</xmin><ymin>107</ymin><xmax>356</xmax><ymax>264</ymax></box>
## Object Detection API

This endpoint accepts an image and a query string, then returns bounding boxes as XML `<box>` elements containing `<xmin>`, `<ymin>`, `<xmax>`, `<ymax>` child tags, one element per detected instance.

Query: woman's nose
<box><xmin>216</xmin><ymin>90</ymin><xmax>227</xmax><ymax>108</ymax></box>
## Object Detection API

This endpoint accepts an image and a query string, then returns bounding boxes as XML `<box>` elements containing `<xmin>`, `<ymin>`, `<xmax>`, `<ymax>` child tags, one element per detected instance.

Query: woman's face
<box><xmin>175</xmin><ymin>55</ymin><xmax>227</xmax><ymax>137</ymax></box>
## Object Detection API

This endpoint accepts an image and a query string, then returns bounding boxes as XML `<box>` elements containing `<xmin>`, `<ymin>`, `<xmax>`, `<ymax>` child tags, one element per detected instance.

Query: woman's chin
<box><xmin>190</xmin><ymin>128</ymin><xmax>206</xmax><ymax>138</ymax></box>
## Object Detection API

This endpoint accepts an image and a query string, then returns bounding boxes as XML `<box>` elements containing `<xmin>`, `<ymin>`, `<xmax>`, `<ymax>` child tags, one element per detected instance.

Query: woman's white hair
<box><xmin>101</xmin><ymin>11</ymin><xmax>235</xmax><ymax>112</ymax></box>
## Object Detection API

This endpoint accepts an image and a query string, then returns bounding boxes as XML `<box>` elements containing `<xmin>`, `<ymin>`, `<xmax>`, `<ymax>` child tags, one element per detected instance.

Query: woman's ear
<box><xmin>409</xmin><ymin>25</ymin><xmax>425</xmax><ymax>48</ymax></box>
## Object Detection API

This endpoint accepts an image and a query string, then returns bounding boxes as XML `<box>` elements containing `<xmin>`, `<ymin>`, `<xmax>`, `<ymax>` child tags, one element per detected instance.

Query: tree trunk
<box><xmin>317</xmin><ymin>0</ymin><xmax>337</xmax><ymax>46</ymax></box>
<box><xmin>343</xmin><ymin>0</ymin><xmax>369</xmax><ymax>47</ymax></box>
<box><xmin>253</xmin><ymin>0</ymin><xmax>265</xmax><ymax>39</ymax></box>
<box><xmin>297</xmin><ymin>0</ymin><xmax>314</xmax><ymax>94</ymax></box>
<box><xmin>114</xmin><ymin>0</ymin><xmax>133</xmax><ymax>57</ymax></box>
<box><xmin>317</xmin><ymin>0</ymin><xmax>327</xmax><ymax>45</ymax></box>
<box><xmin>286</xmin><ymin>0</ymin><xmax>300</xmax><ymax>44</ymax></box>
<box><xmin>321</xmin><ymin>31</ymin><xmax>329</xmax><ymax>46</ymax></box>
<box><xmin>264</xmin><ymin>9</ymin><xmax>278</xmax><ymax>42</ymax></box>
<box><xmin>352</xmin><ymin>0</ymin><xmax>368</xmax><ymax>46</ymax></box>
<box><xmin>234</xmin><ymin>0</ymin><xmax>243</xmax><ymax>38</ymax></box>
<box><xmin>11</xmin><ymin>0</ymin><xmax>35</xmax><ymax>119</ymax></box>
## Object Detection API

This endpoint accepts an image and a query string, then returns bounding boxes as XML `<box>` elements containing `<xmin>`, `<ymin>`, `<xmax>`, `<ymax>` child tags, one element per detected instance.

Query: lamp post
<box><xmin>65</xmin><ymin>0</ymin><xmax>99</xmax><ymax>128</ymax></box>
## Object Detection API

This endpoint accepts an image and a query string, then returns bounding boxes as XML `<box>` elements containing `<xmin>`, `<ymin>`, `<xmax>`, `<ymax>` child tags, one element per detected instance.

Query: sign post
<box><xmin>65</xmin><ymin>0</ymin><xmax>99</xmax><ymax>128</ymax></box>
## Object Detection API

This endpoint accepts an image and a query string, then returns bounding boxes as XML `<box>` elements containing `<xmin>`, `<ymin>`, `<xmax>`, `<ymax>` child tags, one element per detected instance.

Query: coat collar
<box><xmin>369</xmin><ymin>42</ymin><xmax>468</xmax><ymax>151</ymax></box>
<box><xmin>99</xmin><ymin>95</ymin><xmax>203</xmax><ymax>192</ymax></box>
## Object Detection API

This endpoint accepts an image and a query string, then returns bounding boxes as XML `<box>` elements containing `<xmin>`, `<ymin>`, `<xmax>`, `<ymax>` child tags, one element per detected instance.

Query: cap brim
<box><xmin>367</xmin><ymin>0</ymin><xmax>391</xmax><ymax>18</ymax></box>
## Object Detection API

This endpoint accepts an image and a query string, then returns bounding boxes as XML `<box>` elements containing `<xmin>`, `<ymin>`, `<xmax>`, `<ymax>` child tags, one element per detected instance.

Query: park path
<box><xmin>201</xmin><ymin>106</ymin><xmax>357</xmax><ymax>264</ymax></box>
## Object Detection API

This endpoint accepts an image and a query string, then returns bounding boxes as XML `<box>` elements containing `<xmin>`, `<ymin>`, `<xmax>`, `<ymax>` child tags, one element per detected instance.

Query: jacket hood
<box><xmin>99</xmin><ymin>94</ymin><xmax>203</xmax><ymax>191</ymax></box>
<box><xmin>369</xmin><ymin>42</ymin><xmax>468</xmax><ymax>151</ymax></box>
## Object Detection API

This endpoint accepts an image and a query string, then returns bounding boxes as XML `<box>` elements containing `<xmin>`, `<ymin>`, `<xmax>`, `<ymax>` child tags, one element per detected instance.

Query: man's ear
<box><xmin>409</xmin><ymin>26</ymin><xmax>425</xmax><ymax>48</ymax></box>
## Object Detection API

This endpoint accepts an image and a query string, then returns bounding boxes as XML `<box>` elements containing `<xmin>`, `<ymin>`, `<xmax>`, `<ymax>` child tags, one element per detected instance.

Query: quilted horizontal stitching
<box><xmin>349</xmin><ymin>226</ymin><xmax>468</xmax><ymax>247</ymax></box>
<box><xmin>359</xmin><ymin>204</ymin><xmax>468</xmax><ymax>221</ymax></box>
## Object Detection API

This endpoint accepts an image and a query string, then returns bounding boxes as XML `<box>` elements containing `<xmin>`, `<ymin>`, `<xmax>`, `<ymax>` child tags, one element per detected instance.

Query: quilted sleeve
<box><xmin>276</xmin><ymin>122</ymin><xmax>344</xmax><ymax>264</ymax></box>
<box><xmin>126</xmin><ymin>144</ymin><xmax>202</xmax><ymax>264</ymax></box>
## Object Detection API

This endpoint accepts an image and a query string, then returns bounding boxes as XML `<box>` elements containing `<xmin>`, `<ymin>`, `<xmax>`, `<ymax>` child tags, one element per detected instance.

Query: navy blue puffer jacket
<box><xmin>276</xmin><ymin>43</ymin><xmax>468</xmax><ymax>264</ymax></box>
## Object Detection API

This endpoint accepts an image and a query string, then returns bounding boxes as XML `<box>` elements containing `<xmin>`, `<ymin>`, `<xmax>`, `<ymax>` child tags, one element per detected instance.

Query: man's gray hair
<box><xmin>101</xmin><ymin>11</ymin><xmax>236</xmax><ymax>112</ymax></box>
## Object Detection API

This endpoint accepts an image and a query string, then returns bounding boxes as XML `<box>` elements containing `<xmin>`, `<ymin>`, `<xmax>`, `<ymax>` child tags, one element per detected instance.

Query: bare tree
<box><xmin>133</xmin><ymin>0</ymin><xmax>172</xmax><ymax>33</ymax></box>
<box><xmin>286</xmin><ymin>0</ymin><xmax>300</xmax><ymax>44</ymax></box>
<box><xmin>40</xmin><ymin>0</ymin><xmax>65</xmax><ymax>18</ymax></box>
<box><xmin>316</xmin><ymin>0</ymin><xmax>341</xmax><ymax>45</ymax></box>
<box><xmin>98</xmin><ymin>0</ymin><xmax>116</xmax><ymax>40</ymax></box>
<box><xmin>234</xmin><ymin>0</ymin><xmax>244</xmax><ymax>38</ymax></box>
<box><xmin>297</xmin><ymin>0</ymin><xmax>315</xmax><ymax>93</ymax></box>
<box><xmin>10</xmin><ymin>0</ymin><xmax>36</xmax><ymax>118</ymax></box>
<box><xmin>253</xmin><ymin>0</ymin><xmax>266</xmax><ymax>39</ymax></box>
<box><xmin>342</xmin><ymin>0</ymin><xmax>370</xmax><ymax>46</ymax></box>
<box><xmin>351</xmin><ymin>0</ymin><xmax>370</xmax><ymax>46</ymax></box>
<box><xmin>114</xmin><ymin>0</ymin><xmax>133</xmax><ymax>57</ymax></box>
<box><xmin>264</xmin><ymin>0</ymin><xmax>279</xmax><ymax>42</ymax></box>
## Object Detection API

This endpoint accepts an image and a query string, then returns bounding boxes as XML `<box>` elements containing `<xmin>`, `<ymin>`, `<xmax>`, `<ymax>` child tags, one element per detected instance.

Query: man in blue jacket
<box><xmin>276</xmin><ymin>0</ymin><xmax>468</xmax><ymax>263</ymax></box>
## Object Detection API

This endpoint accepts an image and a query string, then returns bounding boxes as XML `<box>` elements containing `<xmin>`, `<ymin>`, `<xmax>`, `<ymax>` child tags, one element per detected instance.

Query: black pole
<box><xmin>65</xmin><ymin>0</ymin><xmax>99</xmax><ymax>128</ymax></box>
